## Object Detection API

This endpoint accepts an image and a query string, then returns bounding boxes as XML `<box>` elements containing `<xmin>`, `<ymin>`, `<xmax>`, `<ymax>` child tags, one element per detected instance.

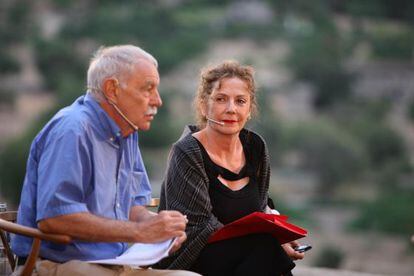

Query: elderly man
<box><xmin>11</xmin><ymin>45</ymin><xmax>197</xmax><ymax>276</ymax></box>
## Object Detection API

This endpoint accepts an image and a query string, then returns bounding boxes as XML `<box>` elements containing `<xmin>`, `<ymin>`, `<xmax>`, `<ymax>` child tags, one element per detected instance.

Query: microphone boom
<box><xmin>207</xmin><ymin>117</ymin><xmax>225</xmax><ymax>126</ymax></box>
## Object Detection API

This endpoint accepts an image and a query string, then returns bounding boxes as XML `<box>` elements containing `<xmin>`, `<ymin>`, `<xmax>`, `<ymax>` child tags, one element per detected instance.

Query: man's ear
<box><xmin>102</xmin><ymin>78</ymin><xmax>120</xmax><ymax>104</ymax></box>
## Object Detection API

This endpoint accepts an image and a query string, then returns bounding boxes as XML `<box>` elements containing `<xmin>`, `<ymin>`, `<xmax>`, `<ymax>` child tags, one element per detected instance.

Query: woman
<box><xmin>156</xmin><ymin>61</ymin><xmax>305</xmax><ymax>275</ymax></box>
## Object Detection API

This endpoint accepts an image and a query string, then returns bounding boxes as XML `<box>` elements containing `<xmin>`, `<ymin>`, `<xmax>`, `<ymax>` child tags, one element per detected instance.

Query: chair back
<box><xmin>0</xmin><ymin>198</ymin><xmax>159</xmax><ymax>275</ymax></box>
<box><xmin>0</xmin><ymin>210</ymin><xmax>71</xmax><ymax>276</ymax></box>
<box><xmin>0</xmin><ymin>211</ymin><xmax>17</xmax><ymax>272</ymax></box>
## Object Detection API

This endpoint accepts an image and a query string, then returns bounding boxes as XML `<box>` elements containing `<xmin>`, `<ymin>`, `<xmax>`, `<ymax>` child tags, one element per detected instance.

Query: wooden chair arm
<box><xmin>0</xmin><ymin>200</ymin><xmax>159</xmax><ymax>275</ymax></box>
<box><xmin>146</xmin><ymin>197</ymin><xmax>160</xmax><ymax>208</ymax></box>
<box><xmin>0</xmin><ymin>216</ymin><xmax>72</xmax><ymax>276</ymax></box>
<box><xmin>0</xmin><ymin>211</ymin><xmax>17</xmax><ymax>222</ymax></box>
<box><xmin>0</xmin><ymin>219</ymin><xmax>72</xmax><ymax>244</ymax></box>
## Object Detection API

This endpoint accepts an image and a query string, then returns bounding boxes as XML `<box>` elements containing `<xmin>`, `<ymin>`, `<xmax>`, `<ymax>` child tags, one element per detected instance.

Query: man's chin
<box><xmin>138</xmin><ymin>123</ymin><xmax>151</xmax><ymax>131</ymax></box>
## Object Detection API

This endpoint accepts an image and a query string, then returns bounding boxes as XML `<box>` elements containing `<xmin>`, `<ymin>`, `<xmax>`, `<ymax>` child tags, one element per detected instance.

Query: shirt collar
<box><xmin>84</xmin><ymin>93</ymin><xmax>122</xmax><ymax>141</ymax></box>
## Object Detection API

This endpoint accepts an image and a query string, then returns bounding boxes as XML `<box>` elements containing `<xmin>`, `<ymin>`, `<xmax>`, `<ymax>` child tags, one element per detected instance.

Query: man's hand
<box><xmin>129</xmin><ymin>205</ymin><xmax>157</xmax><ymax>222</ymax></box>
<box><xmin>282</xmin><ymin>240</ymin><xmax>305</xmax><ymax>260</ymax></box>
<box><xmin>134</xmin><ymin>210</ymin><xmax>187</xmax><ymax>243</ymax></box>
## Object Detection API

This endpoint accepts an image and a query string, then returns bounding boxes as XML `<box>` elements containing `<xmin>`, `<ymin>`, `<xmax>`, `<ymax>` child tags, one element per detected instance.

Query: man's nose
<box><xmin>152</xmin><ymin>89</ymin><xmax>162</xmax><ymax>107</ymax></box>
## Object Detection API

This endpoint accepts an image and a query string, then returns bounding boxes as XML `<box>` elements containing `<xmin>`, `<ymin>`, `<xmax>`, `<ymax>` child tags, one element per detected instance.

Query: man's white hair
<box><xmin>87</xmin><ymin>45</ymin><xmax>158</xmax><ymax>102</ymax></box>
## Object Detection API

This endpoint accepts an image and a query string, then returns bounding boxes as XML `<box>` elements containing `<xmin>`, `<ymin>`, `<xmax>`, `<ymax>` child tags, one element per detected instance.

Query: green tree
<box><xmin>287</xmin><ymin>120</ymin><xmax>367</xmax><ymax>196</ymax></box>
<box><xmin>351</xmin><ymin>192</ymin><xmax>414</xmax><ymax>235</ymax></box>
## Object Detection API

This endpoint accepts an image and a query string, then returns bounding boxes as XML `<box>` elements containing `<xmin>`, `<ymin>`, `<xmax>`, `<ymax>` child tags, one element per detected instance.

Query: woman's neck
<box><xmin>195</xmin><ymin>127</ymin><xmax>244</xmax><ymax>171</ymax></box>
<box><xmin>207</xmin><ymin>128</ymin><xmax>239</xmax><ymax>152</ymax></box>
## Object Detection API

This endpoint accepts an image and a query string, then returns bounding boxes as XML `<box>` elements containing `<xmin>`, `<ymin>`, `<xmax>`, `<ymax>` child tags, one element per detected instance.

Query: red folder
<box><xmin>208</xmin><ymin>212</ymin><xmax>307</xmax><ymax>244</ymax></box>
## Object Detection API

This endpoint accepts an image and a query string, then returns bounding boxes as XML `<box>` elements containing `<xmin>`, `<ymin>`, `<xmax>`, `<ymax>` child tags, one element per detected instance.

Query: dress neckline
<box><xmin>194</xmin><ymin>137</ymin><xmax>253</xmax><ymax>181</ymax></box>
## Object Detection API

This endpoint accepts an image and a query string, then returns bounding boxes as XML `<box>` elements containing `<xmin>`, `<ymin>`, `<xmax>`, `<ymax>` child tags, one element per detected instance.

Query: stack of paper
<box><xmin>88</xmin><ymin>238</ymin><xmax>175</xmax><ymax>267</ymax></box>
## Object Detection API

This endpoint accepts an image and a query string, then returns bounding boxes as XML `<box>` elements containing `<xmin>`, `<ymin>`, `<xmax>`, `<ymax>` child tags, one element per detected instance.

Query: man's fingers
<box><xmin>159</xmin><ymin>210</ymin><xmax>187</xmax><ymax>219</ymax></box>
<box><xmin>163</xmin><ymin>218</ymin><xmax>187</xmax><ymax>232</ymax></box>
<box><xmin>158</xmin><ymin>211</ymin><xmax>188</xmax><ymax>226</ymax></box>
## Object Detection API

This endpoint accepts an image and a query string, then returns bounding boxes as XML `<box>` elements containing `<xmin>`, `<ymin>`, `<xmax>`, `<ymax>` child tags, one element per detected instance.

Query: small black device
<box><xmin>294</xmin><ymin>244</ymin><xmax>312</xmax><ymax>253</ymax></box>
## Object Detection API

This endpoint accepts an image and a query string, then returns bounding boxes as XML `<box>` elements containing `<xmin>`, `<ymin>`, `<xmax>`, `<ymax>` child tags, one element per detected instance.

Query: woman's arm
<box><xmin>158</xmin><ymin>142</ymin><xmax>223</xmax><ymax>269</ymax></box>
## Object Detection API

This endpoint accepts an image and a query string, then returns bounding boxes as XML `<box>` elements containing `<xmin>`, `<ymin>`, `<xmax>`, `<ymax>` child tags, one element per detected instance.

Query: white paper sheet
<box><xmin>88</xmin><ymin>238</ymin><xmax>175</xmax><ymax>267</ymax></box>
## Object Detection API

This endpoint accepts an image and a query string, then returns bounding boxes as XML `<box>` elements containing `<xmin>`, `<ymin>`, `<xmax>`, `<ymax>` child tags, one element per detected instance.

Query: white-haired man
<box><xmin>11</xmin><ymin>45</ymin><xmax>198</xmax><ymax>275</ymax></box>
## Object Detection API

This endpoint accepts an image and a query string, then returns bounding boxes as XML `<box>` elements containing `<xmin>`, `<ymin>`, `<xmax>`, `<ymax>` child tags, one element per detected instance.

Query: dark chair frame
<box><xmin>0</xmin><ymin>211</ymin><xmax>71</xmax><ymax>276</ymax></box>
<box><xmin>0</xmin><ymin>198</ymin><xmax>160</xmax><ymax>276</ymax></box>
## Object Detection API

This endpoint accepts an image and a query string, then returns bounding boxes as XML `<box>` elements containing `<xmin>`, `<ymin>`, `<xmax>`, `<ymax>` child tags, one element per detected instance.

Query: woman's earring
<box><xmin>247</xmin><ymin>113</ymin><xmax>251</xmax><ymax>120</ymax></box>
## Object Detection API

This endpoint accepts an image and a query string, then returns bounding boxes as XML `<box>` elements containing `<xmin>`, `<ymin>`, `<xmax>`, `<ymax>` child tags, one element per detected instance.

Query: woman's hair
<box><xmin>87</xmin><ymin>45</ymin><xmax>157</xmax><ymax>102</ymax></box>
<box><xmin>194</xmin><ymin>60</ymin><xmax>257</xmax><ymax>128</ymax></box>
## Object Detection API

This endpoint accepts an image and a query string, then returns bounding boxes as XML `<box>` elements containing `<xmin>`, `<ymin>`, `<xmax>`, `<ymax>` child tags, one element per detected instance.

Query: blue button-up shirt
<box><xmin>11</xmin><ymin>93</ymin><xmax>152</xmax><ymax>262</ymax></box>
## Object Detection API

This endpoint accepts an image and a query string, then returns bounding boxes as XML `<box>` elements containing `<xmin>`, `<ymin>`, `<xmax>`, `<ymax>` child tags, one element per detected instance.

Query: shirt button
<box><xmin>109</xmin><ymin>137</ymin><xmax>114</xmax><ymax>142</ymax></box>
<box><xmin>116</xmin><ymin>203</ymin><xmax>120</xmax><ymax>208</ymax></box>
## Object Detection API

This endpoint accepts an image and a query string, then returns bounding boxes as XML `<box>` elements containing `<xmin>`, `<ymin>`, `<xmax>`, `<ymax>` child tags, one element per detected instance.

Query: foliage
<box><xmin>0</xmin><ymin>0</ymin><xmax>413</xmax><ymax>212</ymax></box>
<box><xmin>350</xmin><ymin>192</ymin><xmax>414</xmax><ymax>236</ymax></box>
<box><xmin>59</xmin><ymin>2</ymin><xmax>214</xmax><ymax>74</ymax></box>
<box><xmin>0</xmin><ymin>0</ymin><xmax>32</xmax><ymax>74</ymax></box>
<box><xmin>343</xmin><ymin>0</ymin><xmax>414</xmax><ymax>22</ymax></box>
<box><xmin>285</xmin><ymin>16</ymin><xmax>353</xmax><ymax>109</ymax></box>
<box><xmin>139</xmin><ymin>94</ymin><xmax>182</xmax><ymax>148</ymax></box>
<box><xmin>0</xmin><ymin>52</ymin><xmax>20</xmax><ymax>74</ymax></box>
<box><xmin>0</xmin><ymin>0</ymin><xmax>33</xmax><ymax>43</ymax></box>
<box><xmin>313</xmin><ymin>245</ymin><xmax>345</xmax><ymax>268</ymax></box>
<box><xmin>251</xmin><ymin>90</ymin><xmax>287</xmax><ymax>165</ymax></box>
<box><xmin>0</xmin><ymin>135</ymin><xmax>31</xmax><ymax>205</ymax></box>
<box><xmin>349</xmin><ymin>119</ymin><xmax>408</xmax><ymax>169</ymax></box>
<box><xmin>369</xmin><ymin>27</ymin><xmax>414</xmax><ymax>60</ymax></box>
<box><xmin>0</xmin><ymin>89</ymin><xmax>16</xmax><ymax>105</ymax></box>
<box><xmin>364</xmin><ymin>126</ymin><xmax>408</xmax><ymax>168</ymax></box>
<box><xmin>376</xmin><ymin>159</ymin><xmax>412</xmax><ymax>190</ymax></box>
<box><xmin>408</xmin><ymin>98</ymin><xmax>414</xmax><ymax>122</ymax></box>
<box><xmin>330</xmin><ymin>98</ymin><xmax>411</xmax><ymax>189</ymax></box>
<box><xmin>33</xmin><ymin>38</ymin><xmax>86</xmax><ymax>93</ymax></box>
<box><xmin>286</xmin><ymin>120</ymin><xmax>367</xmax><ymax>196</ymax></box>
<box><xmin>267</xmin><ymin>195</ymin><xmax>311</xmax><ymax>228</ymax></box>
<box><xmin>0</xmin><ymin>109</ymin><xmax>57</xmax><ymax>205</ymax></box>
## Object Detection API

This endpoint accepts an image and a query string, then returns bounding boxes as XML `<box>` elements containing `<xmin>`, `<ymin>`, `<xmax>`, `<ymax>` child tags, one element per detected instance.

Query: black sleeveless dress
<box><xmin>195</xmin><ymin>132</ymin><xmax>261</xmax><ymax>224</ymax></box>
<box><xmin>191</xmin><ymin>133</ymin><xmax>295</xmax><ymax>276</ymax></box>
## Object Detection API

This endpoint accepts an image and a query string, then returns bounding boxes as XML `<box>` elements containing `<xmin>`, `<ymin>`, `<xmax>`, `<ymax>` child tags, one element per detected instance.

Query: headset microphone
<box><xmin>206</xmin><ymin>117</ymin><xmax>225</xmax><ymax>126</ymax></box>
<box><xmin>109</xmin><ymin>102</ymin><xmax>139</xmax><ymax>131</ymax></box>
<box><xmin>105</xmin><ymin>97</ymin><xmax>139</xmax><ymax>131</ymax></box>
<box><xmin>92</xmin><ymin>83</ymin><xmax>140</xmax><ymax>131</ymax></box>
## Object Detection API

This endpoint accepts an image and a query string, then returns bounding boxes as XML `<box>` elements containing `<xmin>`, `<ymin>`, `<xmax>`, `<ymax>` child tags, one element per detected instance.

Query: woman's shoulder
<box><xmin>240</xmin><ymin>128</ymin><xmax>267</xmax><ymax>150</ymax></box>
<box><xmin>174</xmin><ymin>126</ymin><xmax>199</xmax><ymax>150</ymax></box>
<box><xmin>169</xmin><ymin>125</ymin><xmax>204</xmax><ymax>163</ymax></box>
<box><xmin>169</xmin><ymin>125</ymin><xmax>207</xmax><ymax>176</ymax></box>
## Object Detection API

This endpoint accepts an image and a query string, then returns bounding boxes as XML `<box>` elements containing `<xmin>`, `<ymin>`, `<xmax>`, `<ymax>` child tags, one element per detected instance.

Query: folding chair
<box><xmin>0</xmin><ymin>198</ymin><xmax>159</xmax><ymax>276</ymax></box>
<box><xmin>0</xmin><ymin>211</ymin><xmax>71</xmax><ymax>276</ymax></box>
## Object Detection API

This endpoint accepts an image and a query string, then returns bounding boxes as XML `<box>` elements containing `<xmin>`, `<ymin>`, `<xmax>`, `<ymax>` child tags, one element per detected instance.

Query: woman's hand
<box><xmin>282</xmin><ymin>240</ymin><xmax>305</xmax><ymax>260</ymax></box>
<box><xmin>168</xmin><ymin>231</ymin><xmax>187</xmax><ymax>254</ymax></box>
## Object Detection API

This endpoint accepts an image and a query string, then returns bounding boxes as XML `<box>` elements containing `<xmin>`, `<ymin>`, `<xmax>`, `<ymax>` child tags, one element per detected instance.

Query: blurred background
<box><xmin>0</xmin><ymin>0</ymin><xmax>413</xmax><ymax>274</ymax></box>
